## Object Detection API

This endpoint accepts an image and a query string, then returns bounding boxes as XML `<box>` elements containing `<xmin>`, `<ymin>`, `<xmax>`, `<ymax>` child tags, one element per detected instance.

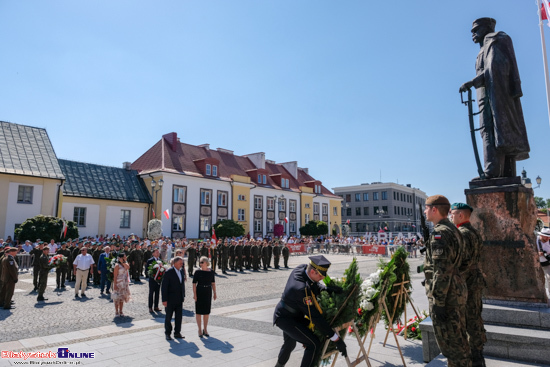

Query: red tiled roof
<box><xmin>132</xmin><ymin>135</ymin><xmax>340</xmax><ymax>198</ymax></box>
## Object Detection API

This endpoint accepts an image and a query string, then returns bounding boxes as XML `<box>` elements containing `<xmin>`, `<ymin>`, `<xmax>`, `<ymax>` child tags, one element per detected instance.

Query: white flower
<box><xmin>153</xmin><ymin>264</ymin><xmax>160</xmax><ymax>269</ymax></box>
<box><xmin>369</xmin><ymin>272</ymin><xmax>380</xmax><ymax>285</ymax></box>
<box><xmin>365</xmin><ymin>301</ymin><xmax>374</xmax><ymax>311</ymax></box>
<box><xmin>361</xmin><ymin>279</ymin><xmax>373</xmax><ymax>290</ymax></box>
<box><xmin>364</xmin><ymin>287</ymin><xmax>376</xmax><ymax>300</ymax></box>
<box><xmin>159</xmin><ymin>267</ymin><xmax>165</xmax><ymax>272</ymax></box>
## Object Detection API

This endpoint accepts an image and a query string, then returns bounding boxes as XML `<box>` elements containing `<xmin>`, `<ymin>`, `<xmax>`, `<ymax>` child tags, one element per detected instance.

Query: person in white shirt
<box><xmin>536</xmin><ymin>228</ymin><xmax>550</xmax><ymax>298</ymax></box>
<box><xmin>73</xmin><ymin>247</ymin><xmax>95</xmax><ymax>298</ymax></box>
<box><xmin>22</xmin><ymin>240</ymin><xmax>32</xmax><ymax>253</ymax></box>
<box><xmin>48</xmin><ymin>239</ymin><xmax>58</xmax><ymax>253</ymax></box>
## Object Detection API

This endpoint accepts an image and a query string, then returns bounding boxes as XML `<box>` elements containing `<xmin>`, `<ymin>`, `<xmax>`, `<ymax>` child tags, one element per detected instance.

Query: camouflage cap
<box><xmin>426</xmin><ymin>195</ymin><xmax>450</xmax><ymax>206</ymax></box>
<box><xmin>450</xmin><ymin>202</ymin><xmax>473</xmax><ymax>212</ymax></box>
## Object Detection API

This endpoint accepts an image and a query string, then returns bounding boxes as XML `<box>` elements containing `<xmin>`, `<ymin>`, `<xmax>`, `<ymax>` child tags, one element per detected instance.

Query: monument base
<box><xmin>465</xmin><ymin>178</ymin><xmax>548</xmax><ymax>304</ymax></box>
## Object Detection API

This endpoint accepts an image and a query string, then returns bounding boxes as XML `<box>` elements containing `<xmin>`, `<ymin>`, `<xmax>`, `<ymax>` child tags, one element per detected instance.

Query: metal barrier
<box><xmin>16</xmin><ymin>253</ymin><xmax>32</xmax><ymax>271</ymax></box>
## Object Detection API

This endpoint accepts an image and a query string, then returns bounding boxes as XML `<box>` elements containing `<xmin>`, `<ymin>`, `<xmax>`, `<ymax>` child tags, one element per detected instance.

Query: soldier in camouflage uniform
<box><xmin>423</xmin><ymin>195</ymin><xmax>471</xmax><ymax>367</ymax></box>
<box><xmin>130</xmin><ymin>243</ymin><xmax>144</xmax><ymax>282</ymax></box>
<box><xmin>451</xmin><ymin>203</ymin><xmax>487</xmax><ymax>367</ymax></box>
<box><xmin>56</xmin><ymin>242</ymin><xmax>71</xmax><ymax>289</ymax></box>
<box><xmin>37</xmin><ymin>247</ymin><xmax>51</xmax><ymax>301</ymax></box>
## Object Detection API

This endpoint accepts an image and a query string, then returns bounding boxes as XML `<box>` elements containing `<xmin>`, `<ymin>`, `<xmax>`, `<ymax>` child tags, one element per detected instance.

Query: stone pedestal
<box><xmin>465</xmin><ymin>177</ymin><xmax>548</xmax><ymax>304</ymax></box>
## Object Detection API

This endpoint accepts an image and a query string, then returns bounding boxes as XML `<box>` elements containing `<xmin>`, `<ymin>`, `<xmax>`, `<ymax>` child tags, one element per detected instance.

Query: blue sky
<box><xmin>1</xmin><ymin>1</ymin><xmax>549</xmax><ymax>204</ymax></box>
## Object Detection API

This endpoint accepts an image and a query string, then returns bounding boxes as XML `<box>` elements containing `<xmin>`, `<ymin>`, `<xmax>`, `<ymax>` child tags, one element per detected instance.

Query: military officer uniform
<box><xmin>229</xmin><ymin>243</ymin><xmax>235</xmax><ymax>271</ymax></box>
<box><xmin>220</xmin><ymin>242</ymin><xmax>229</xmax><ymax>274</ymax></box>
<box><xmin>243</xmin><ymin>243</ymin><xmax>251</xmax><ymax>270</ymax></box>
<box><xmin>273</xmin><ymin>256</ymin><xmax>346</xmax><ymax>367</ymax></box>
<box><xmin>235</xmin><ymin>242</ymin><xmax>243</xmax><ymax>272</ymax></box>
<box><xmin>37</xmin><ymin>248</ymin><xmax>51</xmax><ymax>301</ymax></box>
<box><xmin>452</xmin><ymin>202</ymin><xmax>487</xmax><ymax>367</ymax></box>
<box><xmin>143</xmin><ymin>245</ymin><xmax>152</xmax><ymax>276</ymax></box>
<box><xmin>261</xmin><ymin>243</ymin><xmax>269</xmax><ymax>270</ymax></box>
<box><xmin>273</xmin><ymin>243</ymin><xmax>281</xmax><ymax>269</ymax></box>
<box><xmin>424</xmin><ymin>195</ymin><xmax>470</xmax><ymax>367</ymax></box>
<box><xmin>130</xmin><ymin>244</ymin><xmax>144</xmax><ymax>281</ymax></box>
<box><xmin>267</xmin><ymin>242</ymin><xmax>273</xmax><ymax>268</ymax></box>
<box><xmin>30</xmin><ymin>244</ymin><xmax>44</xmax><ymax>290</ymax></box>
<box><xmin>282</xmin><ymin>244</ymin><xmax>290</xmax><ymax>268</ymax></box>
<box><xmin>251</xmin><ymin>243</ymin><xmax>260</xmax><ymax>271</ymax></box>
<box><xmin>0</xmin><ymin>248</ymin><xmax>18</xmax><ymax>309</ymax></box>
<box><xmin>211</xmin><ymin>244</ymin><xmax>217</xmax><ymax>272</ymax></box>
<box><xmin>56</xmin><ymin>244</ymin><xmax>71</xmax><ymax>288</ymax></box>
<box><xmin>187</xmin><ymin>244</ymin><xmax>196</xmax><ymax>277</ymax></box>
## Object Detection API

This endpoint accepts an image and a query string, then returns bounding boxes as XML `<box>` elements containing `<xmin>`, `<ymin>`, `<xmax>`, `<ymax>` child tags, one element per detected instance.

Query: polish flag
<box><xmin>163</xmin><ymin>209</ymin><xmax>170</xmax><ymax>220</ymax></box>
<box><xmin>346</xmin><ymin>219</ymin><xmax>350</xmax><ymax>224</ymax></box>
<box><xmin>284</xmin><ymin>217</ymin><xmax>289</xmax><ymax>223</ymax></box>
<box><xmin>542</xmin><ymin>0</ymin><xmax>549</xmax><ymax>21</ymax></box>
<box><xmin>212</xmin><ymin>228</ymin><xmax>217</xmax><ymax>244</ymax></box>
<box><xmin>152</xmin><ymin>208</ymin><xmax>155</xmax><ymax>218</ymax></box>
<box><xmin>60</xmin><ymin>220</ymin><xmax>68</xmax><ymax>238</ymax></box>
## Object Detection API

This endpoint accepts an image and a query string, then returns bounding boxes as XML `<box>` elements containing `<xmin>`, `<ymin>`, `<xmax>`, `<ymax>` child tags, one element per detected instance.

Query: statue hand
<box><xmin>459</xmin><ymin>81</ymin><xmax>473</xmax><ymax>93</ymax></box>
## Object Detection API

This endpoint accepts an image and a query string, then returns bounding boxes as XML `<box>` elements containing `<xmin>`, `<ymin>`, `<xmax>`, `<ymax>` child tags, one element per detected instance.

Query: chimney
<box><xmin>122</xmin><ymin>162</ymin><xmax>131</xmax><ymax>170</ymax></box>
<box><xmin>244</xmin><ymin>152</ymin><xmax>265</xmax><ymax>169</ymax></box>
<box><xmin>217</xmin><ymin>148</ymin><xmax>234</xmax><ymax>155</ymax></box>
<box><xmin>162</xmin><ymin>132</ymin><xmax>178</xmax><ymax>152</ymax></box>
<box><xmin>281</xmin><ymin>161</ymin><xmax>298</xmax><ymax>179</ymax></box>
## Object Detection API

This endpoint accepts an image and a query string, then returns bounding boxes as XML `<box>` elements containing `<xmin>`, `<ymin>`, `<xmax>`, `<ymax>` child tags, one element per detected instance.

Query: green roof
<box><xmin>0</xmin><ymin>121</ymin><xmax>65</xmax><ymax>180</ymax></box>
<box><xmin>59</xmin><ymin>159</ymin><xmax>152</xmax><ymax>203</ymax></box>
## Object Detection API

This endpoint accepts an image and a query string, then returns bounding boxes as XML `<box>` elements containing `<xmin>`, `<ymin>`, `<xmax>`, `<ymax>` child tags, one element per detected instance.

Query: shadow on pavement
<box><xmin>34</xmin><ymin>301</ymin><xmax>63</xmax><ymax>308</ymax></box>
<box><xmin>168</xmin><ymin>340</ymin><xmax>202</xmax><ymax>358</ymax></box>
<box><xmin>199</xmin><ymin>336</ymin><xmax>234</xmax><ymax>354</ymax></box>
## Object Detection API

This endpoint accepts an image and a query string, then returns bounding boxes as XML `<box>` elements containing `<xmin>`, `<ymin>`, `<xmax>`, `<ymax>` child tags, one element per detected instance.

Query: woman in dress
<box><xmin>112</xmin><ymin>252</ymin><xmax>131</xmax><ymax>317</ymax></box>
<box><xmin>193</xmin><ymin>256</ymin><xmax>216</xmax><ymax>338</ymax></box>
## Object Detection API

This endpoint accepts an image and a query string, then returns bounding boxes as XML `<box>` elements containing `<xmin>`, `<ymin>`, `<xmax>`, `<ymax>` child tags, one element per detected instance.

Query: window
<box><xmin>305</xmin><ymin>213</ymin><xmax>310</xmax><ymax>223</ymax></box>
<box><xmin>355</xmin><ymin>207</ymin><xmax>361</xmax><ymax>216</ymax></box>
<box><xmin>394</xmin><ymin>206</ymin><xmax>397</xmax><ymax>215</ymax></box>
<box><xmin>346</xmin><ymin>208</ymin><xmax>352</xmax><ymax>216</ymax></box>
<box><xmin>173</xmin><ymin>215</ymin><xmax>184</xmax><ymax>231</ymax></box>
<box><xmin>258</xmin><ymin>174</ymin><xmax>262</xmax><ymax>183</ymax></box>
<box><xmin>313</xmin><ymin>203</ymin><xmax>319</xmax><ymax>214</ymax></box>
<box><xmin>355</xmin><ymin>193</ymin><xmax>361</xmax><ymax>202</ymax></box>
<box><xmin>279</xmin><ymin>199</ymin><xmax>286</xmax><ymax>212</ymax></box>
<box><xmin>238</xmin><ymin>194</ymin><xmax>246</xmax><ymax>201</ymax></box>
<box><xmin>200</xmin><ymin>217</ymin><xmax>210</xmax><ymax>231</ymax></box>
<box><xmin>374</xmin><ymin>206</ymin><xmax>379</xmax><ymax>215</ymax></box>
<box><xmin>238</xmin><ymin>208</ymin><xmax>245</xmax><ymax>221</ymax></box>
<box><xmin>364</xmin><ymin>207</ymin><xmax>369</xmax><ymax>215</ymax></box>
<box><xmin>120</xmin><ymin>210</ymin><xmax>131</xmax><ymax>228</ymax></box>
<box><xmin>206</xmin><ymin>164</ymin><xmax>211</xmax><ymax>176</ymax></box>
<box><xmin>254</xmin><ymin>219</ymin><xmax>262</xmax><ymax>232</ymax></box>
<box><xmin>173</xmin><ymin>186</ymin><xmax>186</xmax><ymax>203</ymax></box>
<box><xmin>263</xmin><ymin>175</ymin><xmax>267</xmax><ymax>184</ymax></box>
<box><xmin>290</xmin><ymin>221</ymin><xmax>296</xmax><ymax>232</ymax></box>
<box><xmin>201</xmin><ymin>189</ymin><xmax>211</xmax><ymax>205</ymax></box>
<box><xmin>346</xmin><ymin>194</ymin><xmax>351</xmax><ymax>202</ymax></box>
<box><xmin>267</xmin><ymin>197</ymin><xmax>274</xmax><ymax>210</ymax></box>
<box><xmin>73</xmin><ymin>207</ymin><xmax>86</xmax><ymax>227</ymax></box>
<box><xmin>218</xmin><ymin>191</ymin><xmax>228</xmax><ymax>206</ymax></box>
<box><xmin>382</xmin><ymin>191</ymin><xmax>387</xmax><ymax>200</ymax></box>
<box><xmin>322</xmin><ymin>204</ymin><xmax>328</xmax><ymax>215</ymax></box>
<box><xmin>17</xmin><ymin>185</ymin><xmax>33</xmax><ymax>204</ymax></box>
<box><xmin>305</xmin><ymin>203</ymin><xmax>310</xmax><ymax>209</ymax></box>
<box><xmin>383</xmin><ymin>206</ymin><xmax>388</xmax><ymax>213</ymax></box>
<box><xmin>401</xmin><ymin>193</ymin><xmax>404</xmax><ymax>201</ymax></box>
<box><xmin>290</xmin><ymin>200</ymin><xmax>296</xmax><ymax>212</ymax></box>
<box><xmin>373</xmin><ymin>192</ymin><xmax>379</xmax><ymax>201</ymax></box>
<box><xmin>282</xmin><ymin>178</ymin><xmax>289</xmax><ymax>188</ymax></box>
<box><xmin>254</xmin><ymin>196</ymin><xmax>262</xmax><ymax>210</ymax></box>
<box><xmin>267</xmin><ymin>220</ymin><xmax>274</xmax><ymax>232</ymax></box>
<box><xmin>333</xmin><ymin>207</ymin><xmax>338</xmax><ymax>216</ymax></box>
<box><xmin>363</xmin><ymin>193</ymin><xmax>369</xmax><ymax>201</ymax></box>
<box><xmin>212</xmin><ymin>165</ymin><xmax>218</xmax><ymax>177</ymax></box>
<box><xmin>393</xmin><ymin>192</ymin><xmax>397</xmax><ymax>200</ymax></box>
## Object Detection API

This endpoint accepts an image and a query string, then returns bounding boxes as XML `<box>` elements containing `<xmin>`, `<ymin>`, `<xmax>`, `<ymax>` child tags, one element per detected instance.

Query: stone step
<box><xmin>420</xmin><ymin>317</ymin><xmax>550</xmax><ymax>365</ymax></box>
<box><xmin>482</xmin><ymin>303</ymin><xmax>550</xmax><ymax>329</ymax></box>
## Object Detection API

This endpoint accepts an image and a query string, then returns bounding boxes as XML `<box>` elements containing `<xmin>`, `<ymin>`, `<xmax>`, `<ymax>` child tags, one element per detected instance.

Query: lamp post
<box><xmin>151</xmin><ymin>178</ymin><xmax>164</xmax><ymax>219</ymax></box>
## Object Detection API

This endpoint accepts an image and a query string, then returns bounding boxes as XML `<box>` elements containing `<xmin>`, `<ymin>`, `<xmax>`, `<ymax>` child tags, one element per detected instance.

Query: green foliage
<box><xmin>299</xmin><ymin>220</ymin><xmax>328</xmax><ymax>236</ymax></box>
<box><xmin>382</xmin><ymin>246</ymin><xmax>411</xmax><ymax>326</ymax></box>
<box><xmin>314</xmin><ymin>258</ymin><xmax>362</xmax><ymax>366</ymax></box>
<box><xmin>535</xmin><ymin>196</ymin><xmax>548</xmax><ymax>209</ymax></box>
<box><xmin>14</xmin><ymin>215</ymin><xmax>78</xmax><ymax>242</ymax></box>
<box><xmin>212</xmin><ymin>219</ymin><xmax>245</xmax><ymax>239</ymax></box>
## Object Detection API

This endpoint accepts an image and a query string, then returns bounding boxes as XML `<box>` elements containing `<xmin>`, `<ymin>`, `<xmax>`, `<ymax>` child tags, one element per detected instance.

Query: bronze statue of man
<box><xmin>459</xmin><ymin>17</ymin><xmax>529</xmax><ymax>179</ymax></box>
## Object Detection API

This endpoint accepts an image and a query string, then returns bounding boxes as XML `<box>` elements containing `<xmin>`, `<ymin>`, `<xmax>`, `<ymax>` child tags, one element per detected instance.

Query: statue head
<box><xmin>471</xmin><ymin>17</ymin><xmax>496</xmax><ymax>44</ymax></box>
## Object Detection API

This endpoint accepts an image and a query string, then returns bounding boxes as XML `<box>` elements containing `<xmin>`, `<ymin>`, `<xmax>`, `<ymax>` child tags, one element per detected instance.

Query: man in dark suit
<box><xmin>146</xmin><ymin>249</ymin><xmax>162</xmax><ymax>313</ymax></box>
<box><xmin>161</xmin><ymin>256</ymin><xmax>186</xmax><ymax>340</ymax></box>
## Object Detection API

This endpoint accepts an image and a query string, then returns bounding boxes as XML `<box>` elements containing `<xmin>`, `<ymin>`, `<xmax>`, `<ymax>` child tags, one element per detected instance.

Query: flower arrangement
<box><xmin>105</xmin><ymin>256</ymin><xmax>117</xmax><ymax>282</ymax></box>
<box><xmin>147</xmin><ymin>259</ymin><xmax>168</xmax><ymax>283</ymax></box>
<box><xmin>48</xmin><ymin>254</ymin><xmax>67</xmax><ymax>269</ymax></box>
<box><xmin>381</xmin><ymin>246</ymin><xmax>411</xmax><ymax>326</ymax></box>
<box><xmin>397</xmin><ymin>310</ymin><xmax>428</xmax><ymax>340</ymax></box>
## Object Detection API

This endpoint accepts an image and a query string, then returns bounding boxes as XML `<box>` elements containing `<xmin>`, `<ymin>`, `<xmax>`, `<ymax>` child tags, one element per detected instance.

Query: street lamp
<box><xmin>521</xmin><ymin>169</ymin><xmax>541</xmax><ymax>189</ymax></box>
<box><xmin>151</xmin><ymin>178</ymin><xmax>164</xmax><ymax>218</ymax></box>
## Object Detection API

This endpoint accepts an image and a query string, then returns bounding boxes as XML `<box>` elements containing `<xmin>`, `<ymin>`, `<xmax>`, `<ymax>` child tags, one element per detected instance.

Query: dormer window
<box><xmin>258</xmin><ymin>174</ymin><xmax>262</xmax><ymax>183</ymax></box>
<box><xmin>263</xmin><ymin>175</ymin><xmax>267</xmax><ymax>184</ymax></box>
<box><xmin>206</xmin><ymin>164</ymin><xmax>212</xmax><ymax>176</ymax></box>
<box><xmin>212</xmin><ymin>165</ymin><xmax>218</xmax><ymax>177</ymax></box>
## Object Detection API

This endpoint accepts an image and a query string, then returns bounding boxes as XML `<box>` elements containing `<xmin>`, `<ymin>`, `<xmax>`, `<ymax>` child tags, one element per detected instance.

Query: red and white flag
<box><xmin>163</xmin><ymin>209</ymin><xmax>170</xmax><ymax>220</ymax></box>
<box><xmin>212</xmin><ymin>228</ymin><xmax>217</xmax><ymax>244</ymax></box>
<box><xmin>152</xmin><ymin>208</ymin><xmax>156</xmax><ymax>218</ymax></box>
<box><xmin>542</xmin><ymin>0</ymin><xmax>550</xmax><ymax>23</ymax></box>
<box><xmin>60</xmin><ymin>220</ymin><xmax>68</xmax><ymax>238</ymax></box>
<box><xmin>284</xmin><ymin>217</ymin><xmax>289</xmax><ymax>223</ymax></box>
<box><xmin>346</xmin><ymin>219</ymin><xmax>350</xmax><ymax>224</ymax></box>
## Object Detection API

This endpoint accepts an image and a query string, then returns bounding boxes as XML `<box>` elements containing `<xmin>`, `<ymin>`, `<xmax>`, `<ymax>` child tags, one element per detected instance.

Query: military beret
<box><xmin>309</xmin><ymin>255</ymin><xmax>331</xmax><ymax>276</ymax></box>
<box><xmin>472</xmin><ymin>17</ymin><xmax>496</xmax><ymax>31</ymax></box>
<box><xmin>450</xmin><ymin>202</ymin><xmax>473</xmax><ymax>212</ymax></box>
<box><xmin>426</xmin><ymin>195</ymin><xmax>450</xmax><ymax>206</ymax></box>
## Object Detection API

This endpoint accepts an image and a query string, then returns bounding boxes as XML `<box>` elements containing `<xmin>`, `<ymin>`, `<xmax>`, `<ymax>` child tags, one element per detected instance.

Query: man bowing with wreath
<box><xmin>273</xmin><ymin>255</ymin><xmax>347</xmax><ymax>367</ymax></box>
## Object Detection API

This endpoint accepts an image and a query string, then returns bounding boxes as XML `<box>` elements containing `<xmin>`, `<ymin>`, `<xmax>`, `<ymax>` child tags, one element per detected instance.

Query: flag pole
<box><xmin>537</xmin><ymin>0</ymin><xmax>550</xmax><ymax>128</ymax></box>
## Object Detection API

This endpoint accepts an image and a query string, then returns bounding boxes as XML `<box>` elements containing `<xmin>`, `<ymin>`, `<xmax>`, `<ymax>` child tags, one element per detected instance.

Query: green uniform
<box><xmin>425</xmin><ymin>218</ymin><xmax>470</xmax><ymax>367</ymax></box>
<box><xmin>235</xmin><ymin>243</ymin><xmax>243</xmax><ymax>272</ymax></box>
<box><xmin>458</xmin><ymin>222</ymin><xmax>487</xmax><ymax>360</ymax></box>
<box><xmin>282</xmin><ymin>245</ymin><xmax>290</xmax><ymax>268</ymax></box>
<box><xmin>37</xmin><ymin>253</ymin><xmax>50</xmax><ymax>299</ymax></box>
<box><xmin>243</xmin><ymin>244</ymin><xmax>251</xmax><ymax>270</ymax></box>
<box><xmin>251</xmin><ymin>244</ymin><xmax>260</xmax><ymax>271</ymax></box>
<box><xmin>273</xmin><ymin>244</ymin><xmax>281</xmax><ymax>269</ymax></box>
<box><xmin>229</xmin><ymin>244</ymin><xmax>235</xmax><ymax>270</ymax></box>
<box><xmin>129</xmin><ymin>248</ymin><xmax>144</xmax><ymax>281</ymax></box>
<box><xmin>30</xmin><ymin>247</ymin><xmax>43</xmax><ymax>289</ymax></box>
<box><xmin>55</xmin><ymin>248</ymin><xmax>71</xmax><ymax>288</ymax></box>
<box><xmin>261</xmin><ymin>245</ymin><xmax>269</xmax><ymax>270</ymax></box>
<box><xmin>1</xmin><ymin>253</ymin><xmax>18</xmax><ymax>308</ymax></box>
<box><xmin>187</xmin><ymin>246</ymin><xmax>196</xmax><ymax>276</ymax></box>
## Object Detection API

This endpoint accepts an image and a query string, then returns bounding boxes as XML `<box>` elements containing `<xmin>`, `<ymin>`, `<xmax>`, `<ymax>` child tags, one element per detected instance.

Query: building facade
<box><xmin>131</xmin><ymin>132</ymin><xmax>342</xmax><ymax>239</ymax></box>
<box><xmin>333</xmin><ymin>182</ymin><xmax>428</xmax><ymax>235</ymax></box>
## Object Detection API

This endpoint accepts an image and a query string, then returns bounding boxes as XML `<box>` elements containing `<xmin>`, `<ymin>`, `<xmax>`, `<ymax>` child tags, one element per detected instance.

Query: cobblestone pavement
<box><xmin>0</xmin><ymin>254</ymin><xmax>425</xmax><ymax>343</ymax></box>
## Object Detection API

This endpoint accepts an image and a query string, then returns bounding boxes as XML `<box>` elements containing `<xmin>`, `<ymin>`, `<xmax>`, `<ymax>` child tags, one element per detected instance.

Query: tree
<box><xmin>212</xmin><ymin>219</ymin><xmax>245</xmax><ymax>239</ymax></box>
<box><xmin>299</xmin><ymin>220</ymin><xmax>328</xmax><ymax>236</ymax></box>
<box><xmin>535</xmin><ymin>196</ymin><xmax>547</xmax><ymax>209</ymax></box>
<box><xmin>15</xmin><ymin>215</ymin><xmax>79</xmax><ymax>242</ymax></box>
